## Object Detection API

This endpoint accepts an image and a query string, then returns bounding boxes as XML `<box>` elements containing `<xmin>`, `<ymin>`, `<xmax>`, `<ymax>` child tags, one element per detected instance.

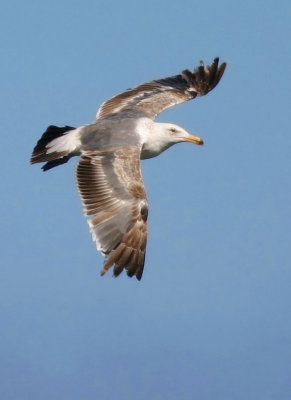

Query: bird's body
<box><xmin>45</xmin><ymin>117</ymin><xmax>202</xmax><ymax>160</ymax></box>
<box><xmin>31</xmin><ymin>58</ymin><xmax>226</xmax><ymax>280</ymax></box>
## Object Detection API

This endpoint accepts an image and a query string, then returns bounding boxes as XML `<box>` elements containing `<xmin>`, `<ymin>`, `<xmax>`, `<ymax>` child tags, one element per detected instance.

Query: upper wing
<box><xmin>96</xmin><ymin>57</ymin><xmax>226</xmax><ymax>120</ymax></box>
<box><xmin>76</xmin><ymin>146</ymin><xmax>148</xmax><ymax>280</ymax></box>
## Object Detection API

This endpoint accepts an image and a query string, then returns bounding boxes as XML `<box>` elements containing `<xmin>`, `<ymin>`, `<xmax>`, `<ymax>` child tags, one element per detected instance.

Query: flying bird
<box><xmin>31</xmin><ymin>57</ymin><xmax>226</xmax><ymax>280</ymax></box>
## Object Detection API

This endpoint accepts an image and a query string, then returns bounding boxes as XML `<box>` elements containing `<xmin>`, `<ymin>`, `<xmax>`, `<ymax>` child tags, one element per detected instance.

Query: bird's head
<box><xmin>162</xmin><ymin>123</ymin><xmax>204</xmax><ymax>146</ymax></box>
<box><xmin>140</xmin><ymin>122</ymin><xmax>204</xmax><ymax>159</ymax></box>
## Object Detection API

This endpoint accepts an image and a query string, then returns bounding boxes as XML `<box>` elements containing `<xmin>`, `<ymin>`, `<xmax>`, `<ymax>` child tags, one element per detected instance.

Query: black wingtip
<box><xmin>126</xmin><ymin>268</ymin><xmax>143</xmax><ymax>281</ymax></box>
<box><xmin>182</xmin><ymin>57</ymin><xmax>227</xmax><ymax>97</ymax></box>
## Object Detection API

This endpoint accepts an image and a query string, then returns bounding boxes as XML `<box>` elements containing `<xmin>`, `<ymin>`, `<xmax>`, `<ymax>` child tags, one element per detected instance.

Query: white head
<box><xmin>159</xmin><ymin>123</ymin><xmax>204</xmax><ymax>145</ymax></box>
<box><xmin>141</xmin><ymin>122</ymin><xmax>203</xmax><ymax>159</ymax></box>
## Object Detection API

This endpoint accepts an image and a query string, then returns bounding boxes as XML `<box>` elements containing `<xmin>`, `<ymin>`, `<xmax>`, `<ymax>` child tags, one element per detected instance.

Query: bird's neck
<box><xmin>137</xmin><ymin>120</ymin><xmax>176</xmax><ymax>159</ymax></box>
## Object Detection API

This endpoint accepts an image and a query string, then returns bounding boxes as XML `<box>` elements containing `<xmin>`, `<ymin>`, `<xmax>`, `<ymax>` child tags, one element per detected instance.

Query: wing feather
<box><xmin>76</xmin><ymin>146</ymin><xmax>148</xmax><ymax>280</ymax></box>
<box><xmin>96</xmin><ymin>58</ymin><xmax>226</xmax><ymax>120</ymax></box>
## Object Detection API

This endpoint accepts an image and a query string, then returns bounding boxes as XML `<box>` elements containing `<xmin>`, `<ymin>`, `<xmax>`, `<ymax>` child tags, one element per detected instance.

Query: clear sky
<box><xmin>1</xmin><ymin>1</ymin><xmax>290</xmax><ymax>399</ymax></box>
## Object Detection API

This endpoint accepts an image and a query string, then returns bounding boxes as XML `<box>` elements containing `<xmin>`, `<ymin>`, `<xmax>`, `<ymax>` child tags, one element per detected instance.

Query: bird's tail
<box><xmin>30</xmin><ymin>125</ymin><xmax>77</xmax><ymax>171</ymax></box>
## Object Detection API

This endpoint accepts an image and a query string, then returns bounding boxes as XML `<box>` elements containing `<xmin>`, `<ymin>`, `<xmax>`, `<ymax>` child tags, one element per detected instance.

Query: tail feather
<box><xmin>30</xmin><ymin>125</ymin><xmax>76</xmax><ymax>171</ymax></box>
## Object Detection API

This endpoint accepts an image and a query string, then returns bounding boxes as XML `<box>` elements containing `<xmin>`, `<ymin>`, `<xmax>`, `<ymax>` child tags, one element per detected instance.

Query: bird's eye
<box><xmin>170</xmin><ymin>128</ymin><xmax>177</xmax><ymax>133</ymax></box>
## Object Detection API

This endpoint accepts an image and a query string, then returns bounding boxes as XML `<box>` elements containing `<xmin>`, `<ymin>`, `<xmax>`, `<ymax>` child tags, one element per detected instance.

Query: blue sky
<box><xmin>1</xmin><ymin>1</ymin><xmax>290</xmax><ymax>399</ymax></box>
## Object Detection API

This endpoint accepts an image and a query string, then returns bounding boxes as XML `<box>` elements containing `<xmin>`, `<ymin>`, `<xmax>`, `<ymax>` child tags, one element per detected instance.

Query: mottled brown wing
<box><xmin>96</xmin><ymin>58</ymin><xmax>226</xmax><ymax>120</ymax></box>
<box><xmin>76</xmin><ymin>146</ymin><xmax>148</xmax><ymax>280</ymax></box>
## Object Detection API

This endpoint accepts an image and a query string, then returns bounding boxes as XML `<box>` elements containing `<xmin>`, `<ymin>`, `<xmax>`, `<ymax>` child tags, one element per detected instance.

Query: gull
<box><xmin>31</xmin><ymin>57</ymin><xmax>226</xmax><ymax>280</ymax></box>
